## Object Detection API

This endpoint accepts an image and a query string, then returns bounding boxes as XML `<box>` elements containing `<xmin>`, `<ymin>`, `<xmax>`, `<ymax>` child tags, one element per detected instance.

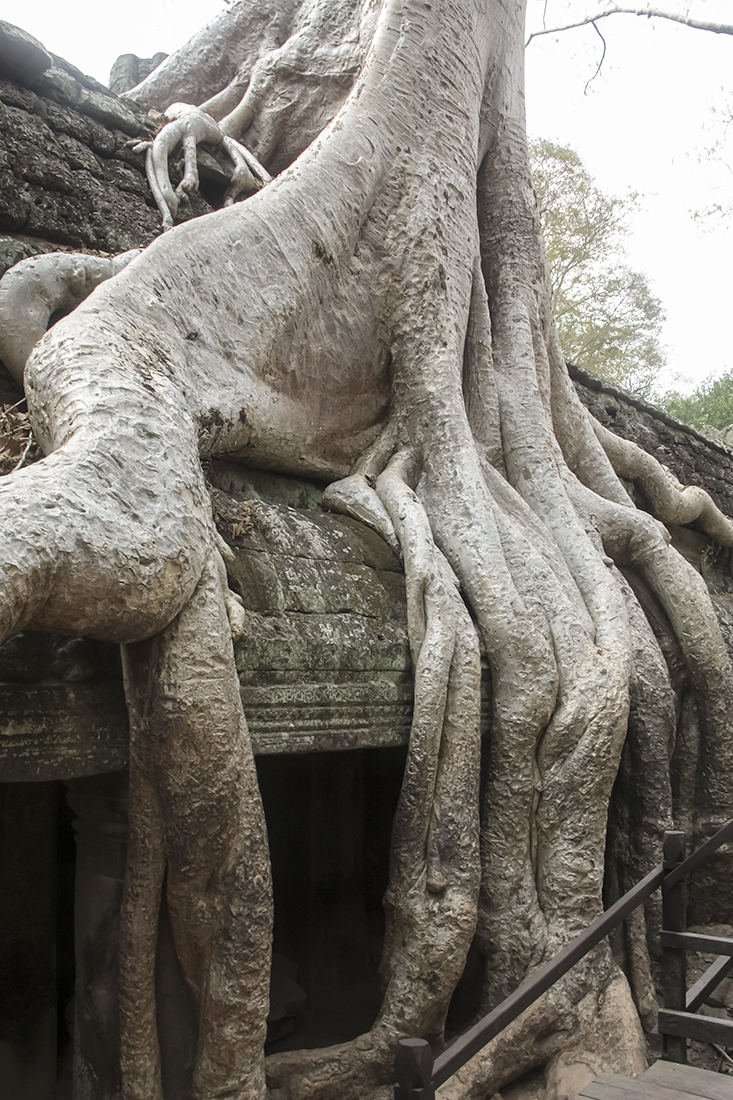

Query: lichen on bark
<box><xmin>2</xmin><ymin>0</ymin><xmax>733</xmax><ymax>1097</ymax></box>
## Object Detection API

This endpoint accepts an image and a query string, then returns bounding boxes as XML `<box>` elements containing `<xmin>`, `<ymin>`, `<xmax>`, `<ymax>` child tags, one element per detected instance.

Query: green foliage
<box><xmin>530</xmin><ymin>139</ymin><xmax>667</xmax><ymax>400</ymax></box>
<box><xmin>659</xmin><ymin>368</ymin><xmax>733</xmax><ymax>431</ymax></box>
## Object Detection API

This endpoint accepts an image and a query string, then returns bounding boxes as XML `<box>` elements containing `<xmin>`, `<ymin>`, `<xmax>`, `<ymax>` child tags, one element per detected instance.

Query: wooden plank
<box><xmin>582</xmin><ymin>1072</ymin><xmax>639</xmax><ymax>1091</ymax></box>
<box><xmin>647</xmin><ymin>1060</ymin><xmax>733</xmax><ymax>1100</ymax></box>
<box><xmin>687</xmin><ymin>956</ymin><xmax>733</xmax><ymax>1013</ymax></box>
<box><xmin>579</xmin><ymin>1064</ymin><xmax>733</xmax><ymax>1100</ymax></box>
<box><xmin>579</xmin><ymin>1085</ymin><xmax>645</xmax><ymax>1100</ymax></box>
<box><xmin>659</xmin><ymin>1008</ymin><xmax>733</xmax><ymax>1047</ymax></box>
<box><xmin>662</xmin><ymin>932</ymin><xmax>733</xmax><ymax>957</ymax></box>
<box><xmin>579</xmin><ymin>1073</ymin><xmax>697</xmax><ymax>1100</ymax></box>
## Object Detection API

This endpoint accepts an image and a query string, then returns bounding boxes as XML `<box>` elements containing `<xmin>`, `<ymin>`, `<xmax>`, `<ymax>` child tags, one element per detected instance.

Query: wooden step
<box><xmin>578</xmin><ymin>1060</ymin><xmax>733</xmax><ymax>1100</ymax></box>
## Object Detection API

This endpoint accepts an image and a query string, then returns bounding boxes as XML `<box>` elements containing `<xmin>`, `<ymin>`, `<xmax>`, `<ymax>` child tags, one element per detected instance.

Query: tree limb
<box><xmin>527</xmin><ymin>7</ymin><xmax>733</xmax><ymax>47</ymax></box>
<box><xmin>585</xmin><ymin>20</ymin><xmax>607</xmax><ymax>93</ymax></box>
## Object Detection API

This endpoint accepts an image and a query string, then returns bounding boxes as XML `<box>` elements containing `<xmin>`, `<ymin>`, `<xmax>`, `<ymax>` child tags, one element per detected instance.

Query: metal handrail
<box><xmin>393</xmin><ymin>818</ymin><xmax>733</xmax><ymax>1099</ymax></box>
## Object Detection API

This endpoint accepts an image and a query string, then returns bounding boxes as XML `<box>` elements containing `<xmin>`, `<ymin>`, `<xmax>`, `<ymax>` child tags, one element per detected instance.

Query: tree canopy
<box><xmin>660</xmin><ymin>367</ymin><xmax>733</xmax><ymax>432</ymax></box>
<box><xmin>530</xmin><ymin>138</ymin><xmax>666</xmax><ymax>399</ymax></box>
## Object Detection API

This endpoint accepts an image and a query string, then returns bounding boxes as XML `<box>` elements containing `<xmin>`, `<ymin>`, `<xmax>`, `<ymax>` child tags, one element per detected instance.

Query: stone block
<box><xmin>0</xmin><ymin>21</ymin><xmax>52</xmax><ymax>85</ymax></box>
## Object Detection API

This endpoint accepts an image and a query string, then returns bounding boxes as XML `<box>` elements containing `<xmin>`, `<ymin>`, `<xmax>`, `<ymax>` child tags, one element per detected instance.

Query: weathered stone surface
<box><xmin>0</xmin><ymin>29</ymin><xmax>214</xmax><ymax>254</ymax></box>
<box><xmin>0</xmin><ymin>21</ymin><xmax>52</xmax><ymax>84</ymax></box>
<box><xmin>0</xmin><ymin>81</ymin><xmax>162</xmax><ymax>251</ymax></box>
<box><xmin>110</xmin><ymin>53</ymin><xmax>168</xmax><ymax>97</ymax></box>
<box><xmin>30</xmin><ymin>66</ymin><xmax>144</xmax><ymax>137</ymax></box>
<box><xmin>212</xmin><ymin>465</ymin><xmax>418</xmax><ymax>753</ymax></box>
<box><xmin>0</xmin><ymin>683</ymin><xmax>128</xmax><ymax>781</ymax></box>
<box><xmin>0</xmin><ymin>232</ymin><xmax>45</xmax><ymax>278</ymax></box>
<box><xmin>0</xmin><ymin>467</ymin><xmax>416</xmax><ymax>778</ymax></box>
<box><xmin>0</xmin><ymin>71</ymin><xmax>226</xmax><ymax>253</ymax></box>
<box><xmin>0</xmin><ymin>31</ymin><xmax>258</xmax><ymax>265</ymax></box>
<box><xmin>244</xmin><ymin>678</ymin><xmax>414</xmax><ymax>754</ymax></box>
<box><xmin>29</xmin><ymin>66</ymin><xmax>82</xmax><ymax>110</ymax></box>
<box><xmin>49</xmin><ymin>54</ymin><xmax>115</xmax><ymax>98</ymax></box>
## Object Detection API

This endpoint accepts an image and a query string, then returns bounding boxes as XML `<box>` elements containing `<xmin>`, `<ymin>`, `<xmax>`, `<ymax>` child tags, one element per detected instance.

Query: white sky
<box><xmin>526</xmin><ymin>1</ymin><xmax>733</xmax><ymax>391</ymax></box>
<box><xmin>1</xmin><ymin>0</ymin><xmax>229</xmax><ymax>82</ymax></box>
<box><xmin>3</xmin><ymin>0</ymin><xmax>732</xmax><ymax>393</ymax></box>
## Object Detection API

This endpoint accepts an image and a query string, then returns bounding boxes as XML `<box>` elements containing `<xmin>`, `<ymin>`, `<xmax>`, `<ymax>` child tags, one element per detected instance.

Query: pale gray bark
<box><xmin>0</xmin><ymin>250</ymin><xmax>139</xmax><ymax>382</ymax></box>
<box><xmin>1</xmin><ymin>0</ymin><xmax>732</xmax><ymax>1096</ymax></box>
<box><xmin>120</xmin><ymin>552</ymin><xmax>272</xmax><ymax>1100</ymax></box>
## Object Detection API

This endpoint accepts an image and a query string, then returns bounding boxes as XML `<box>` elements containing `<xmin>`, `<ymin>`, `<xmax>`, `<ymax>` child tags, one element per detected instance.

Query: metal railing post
<box><xmin>662</xmin><ymin>829</ymin><xmax>687</xmax><ymax>1063</ymax></box>
<box><xmin>393</xmin><ymin>1038</ymin><xmax>435</xmax><ymax>1099</ymax></box>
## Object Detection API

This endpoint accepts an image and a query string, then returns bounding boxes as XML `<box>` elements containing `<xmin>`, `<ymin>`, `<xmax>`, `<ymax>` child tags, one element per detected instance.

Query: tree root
<box><xmin>136</xmin><ymin>106</ymin><xmax>271</xmax><ymax>230</ymax></box>
<box><xmin>265</xmin><ymin>450</ymin><xmax>482</xmax><ymax>1099</ymax></box>
<box><xmin>606</xmin><ymin>573</ymin><xmax>675</xmax><ymax>1019</ymax></box>
<box><xmin>3</xmin><ymin>0</ymin><xmax>733</xmax><ymax>1094</ymax></box>
<box><xmin>436</xmin><ymin>953</ymin><xmax>644</xmax><ymax>1100</ymax></box>
<box><xmin>121</xmin><ymin>552</ymin><xmax>272</xmax><ymax>1100</ymax></box>
<box><xmin>592</xmin><ymin>417</ymin><xmax>733</xmax><ymax>544</ymax></box>
<box><xmin>0</xmin><ymin>249</ymin><xmax>140</xmax><ymax>382</ymax></box>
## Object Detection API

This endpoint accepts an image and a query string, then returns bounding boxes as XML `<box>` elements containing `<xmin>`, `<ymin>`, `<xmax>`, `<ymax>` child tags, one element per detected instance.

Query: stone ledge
<box><xmin>0</xmin><ymin>678</ymin><xmax>416</xmax><ymax>780</ymax></box>
<box><xmin>570</xmin><ymin>361</ymin><xmax>733</xmax><ymax>460</ymax></box>
<box><xmin>0</xmin><ymin>474</ymin><xmax>418</xmax><ymax>780</ymax></box>
<box><xmin>0</xmin><ymin>21</ymin><xmax>53</xmax><ymax>85</ymax></box>
<box><xmin>0</xmin><ymin>682</ymin><xmax>128</xmax><ymax>781</ymax></box>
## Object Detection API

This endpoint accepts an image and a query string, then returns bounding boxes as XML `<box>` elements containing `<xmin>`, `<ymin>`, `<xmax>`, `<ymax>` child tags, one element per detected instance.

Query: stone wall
<box><xmin>0</xmin><ymin>20</ymin><xmax>233</xmax><ymax>291</ymax></box>
<box><xmin>0</xmin><ymin>464</ymin><xmax>417</xmax><ymax>780</ymax></box>
<box><xmin>571</xmin><ymin>362</ymin><xmax>733</xmax><ymax>521</ymax></box>
<box><xmin>0</xmin><ymin>24</ymin><xmax>158</xmax><ymax>264</ymax></box>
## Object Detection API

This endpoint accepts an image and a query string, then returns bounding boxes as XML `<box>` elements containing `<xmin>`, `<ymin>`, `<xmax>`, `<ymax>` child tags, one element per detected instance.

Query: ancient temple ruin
<box><xmin>3</xmin><ymin>17</ymin><xmax>733</xmax><ymax>1100</ymax></box>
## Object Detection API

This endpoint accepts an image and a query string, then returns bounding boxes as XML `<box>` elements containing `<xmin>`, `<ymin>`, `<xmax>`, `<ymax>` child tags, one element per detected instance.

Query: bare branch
<box><xmin>527</xmin><ymin>7</ymin><xmax>733</xmax><ymax>47</ymax></box>
<box><xmin>13</xmin><ymin>431</ymin><xmax>34</xmax><ymax>472</ymax></box>
<box><xmin>584</xmin><ymin>21</ymin><xmax>608</xmax><ymax>93</ymax></box>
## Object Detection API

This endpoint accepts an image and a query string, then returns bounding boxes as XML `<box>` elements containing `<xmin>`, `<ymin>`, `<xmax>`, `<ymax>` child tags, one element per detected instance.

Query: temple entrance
<box><xmin>0</xmin><ymin>747</ymin><xmax>408</xmax><ymax>1100</ymax></box>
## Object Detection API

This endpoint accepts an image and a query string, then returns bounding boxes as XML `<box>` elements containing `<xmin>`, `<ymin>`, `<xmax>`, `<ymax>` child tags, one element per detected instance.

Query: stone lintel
<box><xmin>0</xmin><ymin>678</ymin><xmax>415</xmax><ymax>782</ymax></box>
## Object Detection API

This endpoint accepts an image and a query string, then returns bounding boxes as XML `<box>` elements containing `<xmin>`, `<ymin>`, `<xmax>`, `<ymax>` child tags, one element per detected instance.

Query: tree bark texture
<box><xmin>2</xmin><ymin>0</ymin><xmax>733</xmax><ymax>1097</ymax></box>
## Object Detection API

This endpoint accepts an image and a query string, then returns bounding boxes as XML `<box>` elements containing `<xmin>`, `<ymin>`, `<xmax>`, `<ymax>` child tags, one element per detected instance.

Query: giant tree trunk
<box><xmin>3</xmin><ymin>0</ymin><xmax>733</xmax><ymax>1097</ymax></box>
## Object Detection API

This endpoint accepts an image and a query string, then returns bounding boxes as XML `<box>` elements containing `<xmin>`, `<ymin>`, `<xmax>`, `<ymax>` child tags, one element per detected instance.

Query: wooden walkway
<box><xmin>579</xmin><ymin>1060</ymin><xmax>733</xmax><ymax>1100</ymax></box>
